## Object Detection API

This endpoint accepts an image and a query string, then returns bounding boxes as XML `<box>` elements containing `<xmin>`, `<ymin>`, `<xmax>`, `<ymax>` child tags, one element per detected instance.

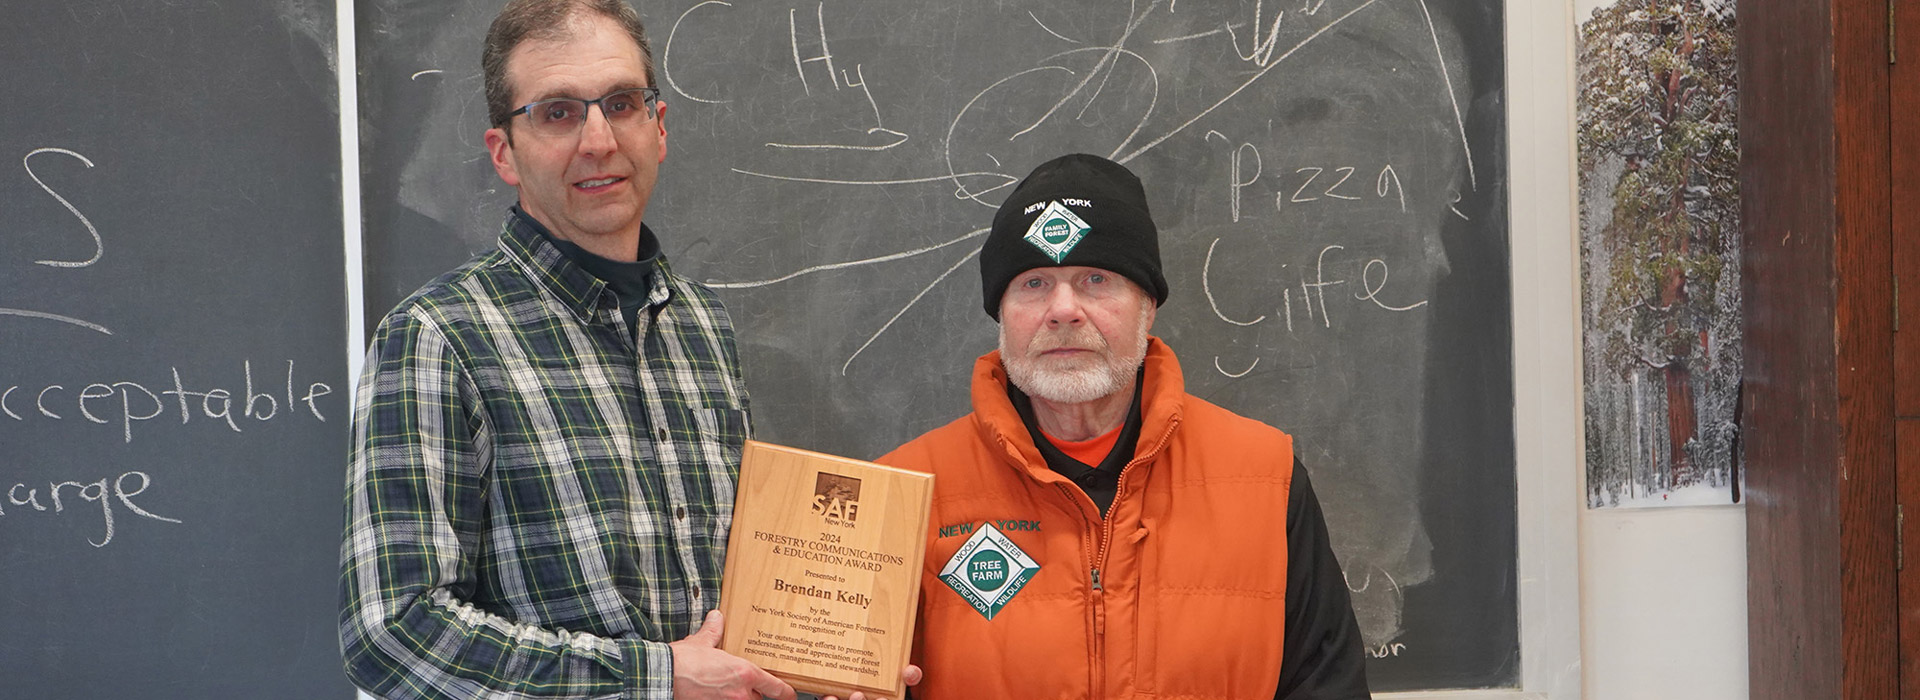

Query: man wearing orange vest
<box><xmin>880</xmin><ymin>154</ymin><xmax>1370</xmax><ymax>699</ymax></box>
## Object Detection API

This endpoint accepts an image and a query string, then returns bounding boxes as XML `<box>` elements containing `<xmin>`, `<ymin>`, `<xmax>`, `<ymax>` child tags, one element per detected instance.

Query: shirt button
<box><xmin>691</xmin><ymin>584</ymin><xmax>702</xmax><ymax>598</ymax></box>
<box><xmin>657</xmin><ymin>427</ymin><xmax>668</xmax><ymax>441</ymax></box>
<box><xmin>675</xmin><ymin>506</ymin><xmax>687</xmax><ymax>520</ymax></box>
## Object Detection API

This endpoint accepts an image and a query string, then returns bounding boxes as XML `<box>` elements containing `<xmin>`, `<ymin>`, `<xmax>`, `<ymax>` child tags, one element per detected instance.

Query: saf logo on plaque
<box><xmin>811</xmin><ymin>472</ymin><xmax>861</xmax><ymax>527</ymax></box>
<box><xmin>938</xmin><ymin>523</ymin><xmax>1040</xmax><ymax>620</ymax></box>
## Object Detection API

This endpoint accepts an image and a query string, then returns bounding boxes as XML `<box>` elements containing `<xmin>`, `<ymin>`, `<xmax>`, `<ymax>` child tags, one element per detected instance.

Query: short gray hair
<box><xmin>482</xmin><ymin>0</ymin><xmax>656</xmax><ymax>130</ymax></box>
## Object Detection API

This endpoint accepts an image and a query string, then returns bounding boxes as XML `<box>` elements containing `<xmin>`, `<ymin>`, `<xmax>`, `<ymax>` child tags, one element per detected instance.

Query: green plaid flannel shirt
<box><xmin>341</xmin><ymin>211</ymin><xmax>751</xmax><ymax>699</ymax></box>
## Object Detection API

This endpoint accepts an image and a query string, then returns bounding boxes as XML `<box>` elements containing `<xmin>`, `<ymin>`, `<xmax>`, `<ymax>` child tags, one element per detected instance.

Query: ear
<box><xmin>484</xmin><ymin>127</ymin><xmax>520</xmax><ymax>186</ymax></box>
<box><xmin>654</xmin><ymin>101</ymin><xmax>669</xmax><ymax>163</ymax></box>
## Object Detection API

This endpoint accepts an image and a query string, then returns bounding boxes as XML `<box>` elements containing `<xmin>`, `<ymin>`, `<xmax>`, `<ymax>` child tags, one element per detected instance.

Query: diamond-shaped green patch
<box><xmin>1022</xmin><ymin>201</ymin><xmax>1090</xmax><ymax>263</ymax></box>
<box><xmin>938</xmin><ymin>523</ymin><xmax>1040</xmax><ymax>620</ymax></box>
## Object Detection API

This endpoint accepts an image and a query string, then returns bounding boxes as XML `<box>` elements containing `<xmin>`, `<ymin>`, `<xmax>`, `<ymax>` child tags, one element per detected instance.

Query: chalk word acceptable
<box><xmin>1</xmin><ymin>360</ymin><xmax>333</xmax><ymax>443</ymax></box>
<box><xmin>2</xmin><ymin>470</ymin><xmax>180</xmax><ymax>548</ymax></box>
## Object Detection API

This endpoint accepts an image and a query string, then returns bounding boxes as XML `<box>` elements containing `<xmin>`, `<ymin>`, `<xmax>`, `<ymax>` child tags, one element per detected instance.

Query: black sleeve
<box><xmin>1274</xmin><ymin>456</ymin><xmax>1372</xmax><ymax>700</ymax></box>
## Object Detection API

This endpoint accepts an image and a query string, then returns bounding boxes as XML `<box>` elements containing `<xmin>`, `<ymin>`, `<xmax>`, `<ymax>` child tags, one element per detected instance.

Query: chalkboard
<box><xmin>359</xmin><ymin>0</ymin><xmax>1514</xmax><ymax>691</ymax></box>
<box><xmin>0</xmin><ymin>1</ymin><xmax>352</xmax><ymax>698</ymax></box>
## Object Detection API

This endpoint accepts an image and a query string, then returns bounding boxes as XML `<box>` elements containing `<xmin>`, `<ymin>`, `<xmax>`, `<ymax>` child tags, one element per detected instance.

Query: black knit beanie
<box><xmin>980</xmin><ymin>154</ymin><xmax>1168</xmax><ymax>319</ymax></box>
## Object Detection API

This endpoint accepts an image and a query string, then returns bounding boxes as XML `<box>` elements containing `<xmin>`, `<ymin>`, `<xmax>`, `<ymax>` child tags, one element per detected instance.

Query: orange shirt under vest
<box><xmin>880</xmin><ymin>338</ymin><xmax>1296</xmax><ymax>700</ymax></box>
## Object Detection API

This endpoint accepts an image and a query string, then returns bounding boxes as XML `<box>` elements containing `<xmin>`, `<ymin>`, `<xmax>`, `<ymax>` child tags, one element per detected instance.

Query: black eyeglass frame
<box><xmin>505</xmin><ymin>87</ymin><xmax>661</xmax><ymax>131</ymax></box>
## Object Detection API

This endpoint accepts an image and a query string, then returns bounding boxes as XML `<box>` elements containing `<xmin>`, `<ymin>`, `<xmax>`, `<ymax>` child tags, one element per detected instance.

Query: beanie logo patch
<box><xmin>1022</xmin><ymin>201</ymin><xmax>1090</xmax><ymax>263</ymax></box>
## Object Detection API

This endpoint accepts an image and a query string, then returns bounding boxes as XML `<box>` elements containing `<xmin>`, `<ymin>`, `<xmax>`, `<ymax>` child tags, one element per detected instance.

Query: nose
<box><xmin>1043</xmin><ymin>285</ymin><xmax>1086</xmax><ymax>327</ymax></box>
<box><xmin>576</xmin><ymin>103</ymin><xmax>619</xmax><ymax>155</ymax></box>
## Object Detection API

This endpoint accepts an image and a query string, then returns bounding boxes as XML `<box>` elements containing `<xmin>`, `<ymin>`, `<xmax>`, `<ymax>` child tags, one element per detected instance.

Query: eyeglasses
<box><xmin>506</xmin><ymin>87</ymin><xmax>660</xmax><ymax>137</ymax></box>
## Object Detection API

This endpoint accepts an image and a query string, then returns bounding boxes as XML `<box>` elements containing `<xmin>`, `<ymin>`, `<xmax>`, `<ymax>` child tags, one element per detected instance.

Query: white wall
<box><xmin>1581</xmin><ymin>506</ymin><xmax>1748</xmax><ymax>699</ymax></box>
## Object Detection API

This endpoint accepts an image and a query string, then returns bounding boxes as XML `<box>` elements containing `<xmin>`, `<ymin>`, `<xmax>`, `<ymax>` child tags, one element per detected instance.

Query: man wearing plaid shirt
<box><xmin>340</xmin><ymin>2</ymin><xmax>814</xmax><ymax>698</ymax></box>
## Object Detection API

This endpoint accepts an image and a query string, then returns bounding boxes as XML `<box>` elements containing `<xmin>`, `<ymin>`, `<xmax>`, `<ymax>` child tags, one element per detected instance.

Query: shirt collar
<box><xmin>498</xmin><ymin>206</ymin><xmax>672</xmax><ymax>323</ymax></box>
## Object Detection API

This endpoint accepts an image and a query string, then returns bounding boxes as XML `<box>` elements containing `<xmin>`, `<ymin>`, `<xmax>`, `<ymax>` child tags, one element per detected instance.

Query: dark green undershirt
<box><xmin>514</xmin><ymin>205</ymin><xmax>660</xmax><ymax>336</ymax></box>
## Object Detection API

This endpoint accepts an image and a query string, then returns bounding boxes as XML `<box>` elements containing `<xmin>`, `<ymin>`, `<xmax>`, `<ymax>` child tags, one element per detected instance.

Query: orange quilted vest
<box><xmin>880</xmin><ymin>338</ymin><xmax>1296</xmax><ymax>700</ymax></box>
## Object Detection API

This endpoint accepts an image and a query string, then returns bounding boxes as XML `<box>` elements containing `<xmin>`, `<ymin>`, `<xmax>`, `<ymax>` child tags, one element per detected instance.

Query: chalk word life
<box><xmin>2</xmin><ymin>360</ymin><xmax>333</xmax><ymax>443</ymax></box>
<box><xmin>1202</xmin><ymin>241</ymin><xmax>1429</xmax><ymax>334</ymax></box>
<box><xmin>3</xmin><ymin>470</ymin><xmax>180</xmax><ymax>548</ymax></box>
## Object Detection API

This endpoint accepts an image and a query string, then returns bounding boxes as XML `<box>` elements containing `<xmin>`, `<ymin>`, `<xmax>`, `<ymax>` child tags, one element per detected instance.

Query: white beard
<box><xmin>1001</xmin><ymin>303</ymin><xmax>1152</xmax><ymax>405</ymax></box>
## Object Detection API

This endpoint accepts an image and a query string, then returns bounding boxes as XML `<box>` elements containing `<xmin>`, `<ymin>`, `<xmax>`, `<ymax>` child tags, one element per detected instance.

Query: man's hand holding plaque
<box><xmin>719</xmin><ymin>441</ymin><xmax>933</xmax><ymax>699</ymax></box>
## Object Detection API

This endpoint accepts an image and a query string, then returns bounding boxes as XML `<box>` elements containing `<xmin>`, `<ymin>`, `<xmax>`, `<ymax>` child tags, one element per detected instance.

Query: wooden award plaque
<box><xmin>719</xmin><ymin>441</ymin><xmax>934</xmax><ymax>699</ymax></box>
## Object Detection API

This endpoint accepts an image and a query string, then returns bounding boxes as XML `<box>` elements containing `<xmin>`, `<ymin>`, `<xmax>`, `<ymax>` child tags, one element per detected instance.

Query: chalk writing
<box><xmin>1414</xmin><ymin>0</ymin><xmax>1475</xmax><ymax>190</ymax></box>
<box><xmin>707</xmin><ymin>228</ymin><xmax>988</xmax><ymax>375</ymax></box>
<box><xmin>1203</xmin><ymin>138</ymin><xmax>1411</xmax><ymax>218</ymax></box>
<box><xmin>1028</xmin><ymin>10</ymin><xmax>1081</xmax><ymax>44</ymax></box>
<box><xmin>1225</xmin><ymin>0</ymin><xmax>1288</xmax><ymax>67</ymax></box>
<box><xmin>702</xmin><ymin>0</ymin><xmax>1460</xmax><ymax>392</ymax></box>
<box><xmin>1291</xmin><ymin>166</ymin><xmax>1361</xmax><ymax>202</ymax></box>
<box><xmin>1344</xmin><ymin>565</ymin><xmax>1404</xmax><ymax>596</ymax></box>
<box><xmin>788</xmin><ymin>3</ymin><xmax>837</xmax><ymax>96</ymax></box>
<box><xmin>0</xmin><ymin>308</ymin><xmax>111</xmax><ymax>336</ymax></box>
<box><xmin>24</xmin><ymin>148</ymin><xmax>102</xmax><ymax>268</ymax></box>
<box><xmin>1377</xmin><ymin>165</ymin><xmax>1407</xmax><ymax>212</ymax></box>
<box><xmin>1277</xmin><ymin>162</ymin><xmax>1407</xmax><ymax>210</ymax></box>
<box><xmin>1204</xmin><ymin>131</ymin><xmax>1262</xmax><ymax>223</ymax></box>
<box><xmin>1214</xmin><ymin>355</ymin><xmax>1260</xmax><ymax>378</ymax></box>
<box><xmin>1357</xmin><ymin>259</ymin><xmax>1430</xmax><ymax>311</ymax></box>
<box><xmin>1202</xmin><ymin>238</ymin><xmax>1266</xmax><ymax>327</ymax></box>
<box><xmin>1117</xmin><ymin>0</ymin><xmax>1382</xmax><ymax>163</ymax></box>
<box><xmin>1</xmin><ymin>470</ymin><xmax>181</xmax><ymax>548</ymax></box>
<box><xmin>5</xmin><ymin>147</ymin><xmax>112</xmax><ymax>335</ymax></box>
<box><xmin>1367</xmin><ymin>642</ymin><xmax>1408</xmax><ymax>659</ymax></box>
<box><xmin>665</xmin><ymin>1</ymin><xmax>734</xmax><ymax>104</ymax></box>
<box><xmin>1201</xmin><ymin>243</ymin><xmax>1428</xmax><ymax>334</ymax></box>
<box><xmin>771</xmin><ymin>3</ymin><xmax>906</xmax><ymax>151</ymax></box>
<box><xmin>1152</xmin><ymin>23</ymin><xmax>1246</xmax><ymax>46</ymax></box>
<box><xmin>1</xmin><ymin>360</ymin><xmax>333</xmax><ymax>443</ymax></box>
<box><xmin>703</xmin><ymin>1</ymin><xmax>1390</xmax><ymax>374</ymax></box>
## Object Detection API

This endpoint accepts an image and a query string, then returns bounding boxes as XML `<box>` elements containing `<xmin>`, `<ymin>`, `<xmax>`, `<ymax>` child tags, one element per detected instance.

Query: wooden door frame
<box><xmin>1740</xmin><ymin>0</ymin><xmax>1897</xmax><ymax>698</ymax></box>
<box><xmin>1896</xmin><ymin>0</ymin><xmax>1920</xmax><ymax>695</ymax></box>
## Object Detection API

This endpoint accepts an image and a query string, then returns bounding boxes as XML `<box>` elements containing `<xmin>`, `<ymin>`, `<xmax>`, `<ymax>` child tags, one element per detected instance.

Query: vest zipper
<box><xmin>1090</xmin><ymin>567</ymin><xmax>1106</xmax><ymax>699</ymax></box>
<box><xmin>1061</xmin><ymin>481</ymin><xmax>1106</xmax><ymax>700</ymax></box>
<box><xmin>1090</xmin><ymin>417</ymin><xmax>1177</xmax><ymax>699</ymax></box>
<box><xmin>1047</xmin><ymin>413</ymin><xmax>1180</xmax><ymax>700</ymax></box>
<box><xmin>1090</xmin><ymin>478</ymin><xmax>1119</xmax><ymax>700</ymax></box>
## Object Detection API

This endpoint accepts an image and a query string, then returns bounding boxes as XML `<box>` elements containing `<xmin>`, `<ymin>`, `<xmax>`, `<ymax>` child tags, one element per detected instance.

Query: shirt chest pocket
<box><xmin>687</xmin><ymin>405</ymin><xmax>750</xmax><ymax>467</ymax></box>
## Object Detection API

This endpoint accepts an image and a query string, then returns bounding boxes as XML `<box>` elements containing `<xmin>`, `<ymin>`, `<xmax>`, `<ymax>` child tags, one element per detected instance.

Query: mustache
<box><xmin>1027</xmin><ymin>326</ymin><xmax>1108</xmax><ymax>354</ymax></box>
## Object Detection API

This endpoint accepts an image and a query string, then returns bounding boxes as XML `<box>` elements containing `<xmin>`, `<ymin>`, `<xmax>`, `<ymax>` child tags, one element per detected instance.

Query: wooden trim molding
<box><xmin>1740</xmin><ymin>0</ymin><xmax>1896</xmax><ymax>698</ymax></box>
<box><xmin>1892</xmin><ymin>0</ymin><xmax>1920</xmax><ymax>694</ymax></box>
